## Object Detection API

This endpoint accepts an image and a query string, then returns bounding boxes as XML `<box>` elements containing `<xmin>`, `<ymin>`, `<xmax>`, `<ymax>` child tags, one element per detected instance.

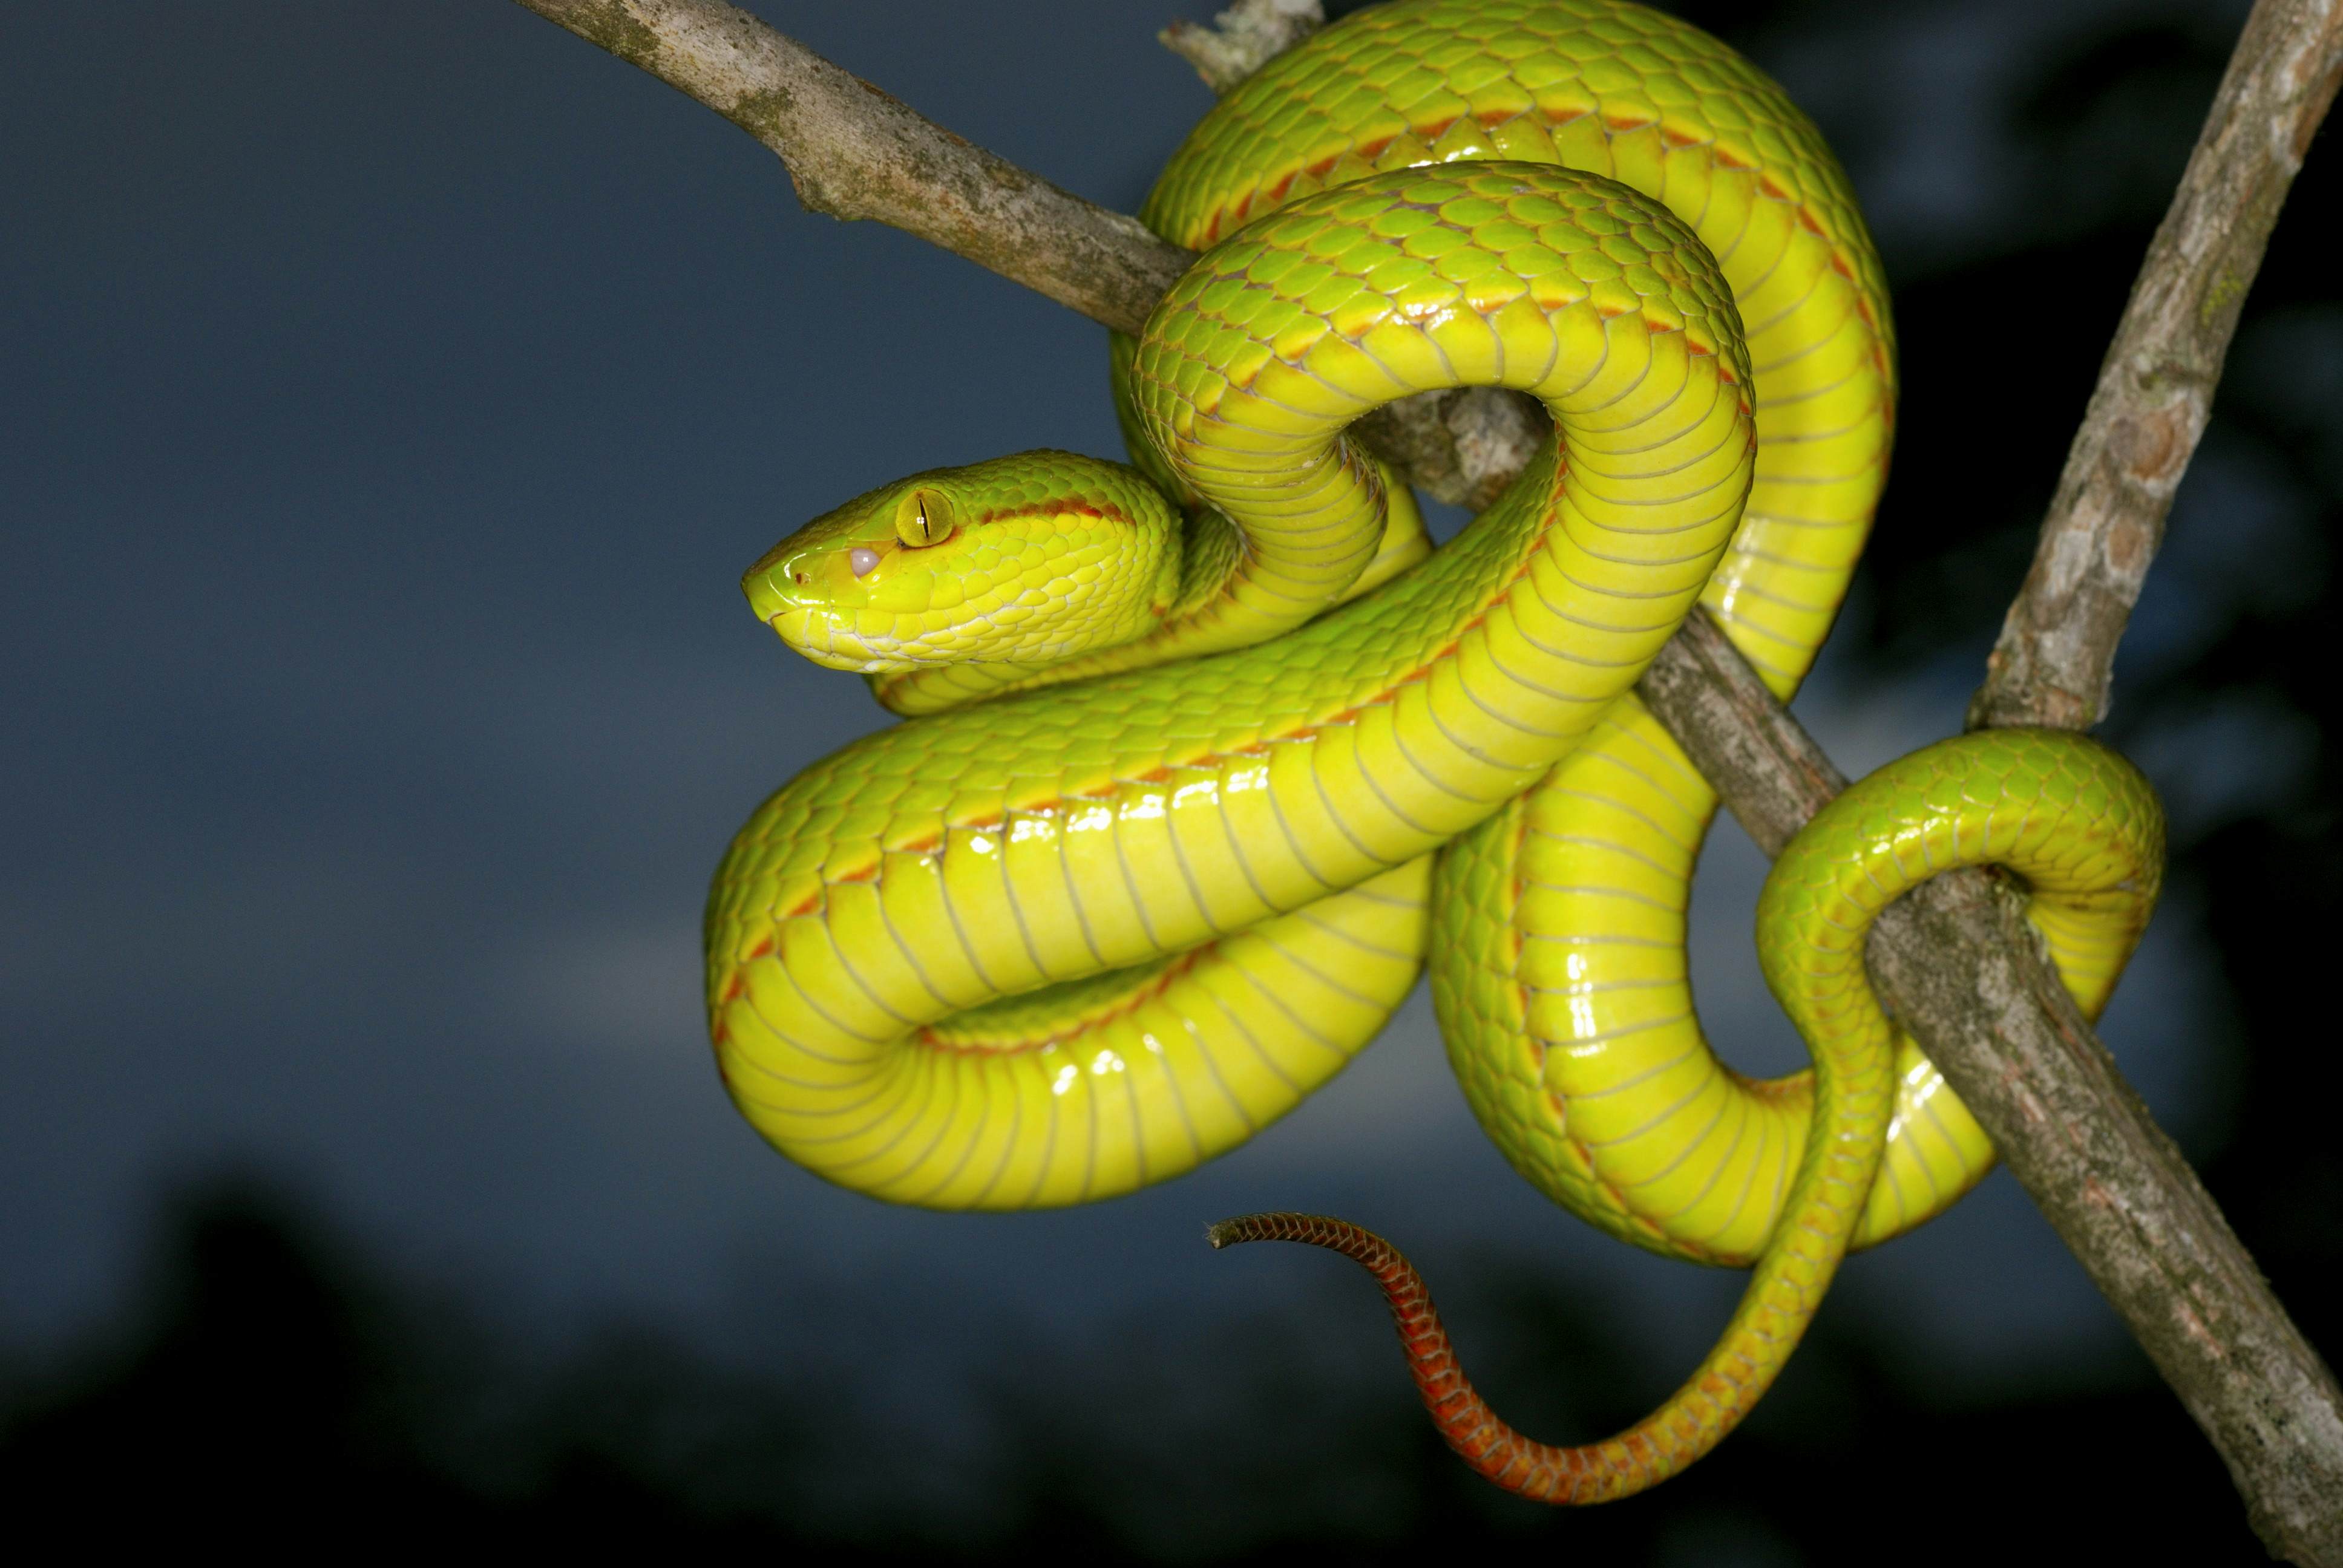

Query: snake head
<box><xmin>742</xmin><ymin>452</ymin><xmax>1181</xmax><ymax>675</ymax></box>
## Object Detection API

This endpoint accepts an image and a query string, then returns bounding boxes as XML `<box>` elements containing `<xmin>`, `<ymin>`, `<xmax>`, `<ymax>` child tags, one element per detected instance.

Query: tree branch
<box><xmin>508</xmin><ymin>0</ymin><xmax>2343</xmax><ymax>1555</ymax></box>
<box><xmin>510</xmin><ymin>0</ymin><xmax>1537</xmax><ymax>505</ymax></box>
<box><xmin>1640</xmin><ymin>615</ymin><xmax>2343</xmax><ymax>1563</ymax></box>
<box><xmin>1968</xmin><ymin>0</ymin><xmax>2343</xmax><ymax>731</ymax></box>
<box><xmin>508</xmin><ymin>0</ymin><xmax>1188</xmax><ymax>333</ymax></box>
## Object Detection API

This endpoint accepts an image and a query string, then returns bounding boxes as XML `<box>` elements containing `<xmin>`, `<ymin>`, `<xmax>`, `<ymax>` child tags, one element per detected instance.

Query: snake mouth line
<box><xmin>766</xmin><ymin>609</ymin><xmax>929</xmax><ymax>675</ymax></box>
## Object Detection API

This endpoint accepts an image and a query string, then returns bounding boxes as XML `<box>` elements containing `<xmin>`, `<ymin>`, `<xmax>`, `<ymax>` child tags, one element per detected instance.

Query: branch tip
<box><xmin>1159</xmin><ymin>0</ymin><xmax>1326</xmax><ymax>94</ymax></box>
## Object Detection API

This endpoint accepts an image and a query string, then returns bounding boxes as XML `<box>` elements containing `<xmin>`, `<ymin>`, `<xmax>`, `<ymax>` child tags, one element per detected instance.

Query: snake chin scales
<box><xmin>709</xmin><ymin>0</ymin><xmax>2164</xmax><ymax>1505</ymax></box>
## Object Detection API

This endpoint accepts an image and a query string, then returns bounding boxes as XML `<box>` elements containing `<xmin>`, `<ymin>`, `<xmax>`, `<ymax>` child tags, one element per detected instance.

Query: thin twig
<box><xmin>508</xmin><ymin>0</ymin><xmax>2343</xmax><ymax>1556</ymax></box>
<box><xmin>1161</xmin><ymin>0</ymin><xmax>1325</xmax><ymax>94</ymax></box>
<box><xmin>1968</xmin><ymin>0</ymin><xmax>2343</xmax><ymax>731</ymax></box>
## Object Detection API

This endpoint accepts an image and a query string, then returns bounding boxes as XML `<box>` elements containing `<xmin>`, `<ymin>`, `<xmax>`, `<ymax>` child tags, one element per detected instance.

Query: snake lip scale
<box><xmin>708</xmin><ymin>0</ymin><xmax>2164</xmax><ymax>1503</ymax></box>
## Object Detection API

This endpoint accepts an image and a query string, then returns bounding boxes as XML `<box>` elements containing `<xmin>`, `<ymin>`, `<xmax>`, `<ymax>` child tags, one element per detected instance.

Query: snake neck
<box><xmin>712</xmin><ymin>358</ymin><xmax>1744</xmax><ymax>1010</ymax></box>
<box><xmin>870</xmin><ymin>498</ymin><xmax>1253</xmax><ymax>718</ymax></box>
<box><xmin>871</xmin><ymin>474</ymin><xmax>1435</xmax><ymax>720</ymax></box>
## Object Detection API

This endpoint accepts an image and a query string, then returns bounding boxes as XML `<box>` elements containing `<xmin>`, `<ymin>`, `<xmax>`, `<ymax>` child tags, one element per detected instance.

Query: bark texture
<box><xmin>1161</xmin><ymin>0</ymin><xmax>1325</xmax><ymax>94</ymax></box>
<box><xmin>1639</xmin><ymin>615</ymin><xmax>2343</xmax><ymax>1563</ymax></box>
<box><xmin>510</xmin><ymin>0</ymin><xmax>1188</xmax><ymax>334</ymax></box>
<box><xmin>508</xmin><ymin>0</ymin><xmax>2343</xmax><ymax>1555</ymax></box>
<box><xmin>1968</xmin><ymin>0</ymin><xmax>2343</xmax><ymax>731</ymax></box>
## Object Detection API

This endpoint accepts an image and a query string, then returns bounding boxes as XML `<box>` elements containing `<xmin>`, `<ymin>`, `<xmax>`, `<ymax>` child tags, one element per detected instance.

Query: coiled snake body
<box><xmin>707</xmin><ymin>0</ymin><xmax>2162</xmax><ymax>1501</ymax></box>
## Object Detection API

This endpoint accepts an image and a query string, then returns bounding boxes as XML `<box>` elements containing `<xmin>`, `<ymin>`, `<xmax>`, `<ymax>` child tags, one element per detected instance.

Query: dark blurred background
<box><xmin>2</xmin><ymin>0</ymin><xmax>2330</xmax><ymax>1558</ymax></box>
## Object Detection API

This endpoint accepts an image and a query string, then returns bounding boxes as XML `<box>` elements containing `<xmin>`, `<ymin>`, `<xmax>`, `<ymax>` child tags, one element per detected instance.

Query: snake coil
<box><xmin>707</xmin><ymin>0</ymin><xmax>2162</xmax><ymax>1501</ymax></box>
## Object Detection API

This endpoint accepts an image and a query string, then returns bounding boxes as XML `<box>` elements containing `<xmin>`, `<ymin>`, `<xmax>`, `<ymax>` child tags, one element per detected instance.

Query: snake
<box><xmin>704</xmin><ymin>0</ymin><xmax>2164</xmax><ymax>1503</ymax></box>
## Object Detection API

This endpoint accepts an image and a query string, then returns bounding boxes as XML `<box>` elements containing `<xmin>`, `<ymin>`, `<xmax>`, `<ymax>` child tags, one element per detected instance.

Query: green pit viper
<box><xmin>704</xmin><ymin>0</ymin><xmax>2163</xmax><ymax>1503</ymax></box>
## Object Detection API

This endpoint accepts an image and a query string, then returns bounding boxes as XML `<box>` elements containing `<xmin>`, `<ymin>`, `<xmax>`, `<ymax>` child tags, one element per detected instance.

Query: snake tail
<box><xmin>1209</xmin><ymin>1211</ymin><xmax>1636</xmax><ymax>1501</ymax></box>
<box><xmin>1210</xmin><ymin>1203</ymin><xmax>1778</xmax><ymax>1502</ymax></box>
<box><xmin>1214</xmin><ymin>730</ymin><xmax>2162</xmax><ymax>1503</ymax></box>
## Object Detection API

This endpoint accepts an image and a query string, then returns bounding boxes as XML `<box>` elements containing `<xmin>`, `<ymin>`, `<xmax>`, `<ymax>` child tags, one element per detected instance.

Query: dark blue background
<box><xmin>4</xmin><ymin>1</ymin><xmax>2319</xmax><ymax>1557</ymax></box>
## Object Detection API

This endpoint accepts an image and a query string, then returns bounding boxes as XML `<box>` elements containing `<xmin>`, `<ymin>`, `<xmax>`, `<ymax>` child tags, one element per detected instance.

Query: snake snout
<box><xmin>739</xmin><ymin>555</ymin><xmax>881</xmax><ymax>671</ymax></box>
<box><xmin>741</xmin><ymin>553</ymin><xmax>813</xmax><ymax>625</ymax></box>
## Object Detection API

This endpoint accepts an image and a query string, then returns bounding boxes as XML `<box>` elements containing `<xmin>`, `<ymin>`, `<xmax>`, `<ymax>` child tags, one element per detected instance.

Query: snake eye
<box><xmin>894</xmin><ymin>486</ymin><xmax>957</xmax><ymax>549</ymax></box>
